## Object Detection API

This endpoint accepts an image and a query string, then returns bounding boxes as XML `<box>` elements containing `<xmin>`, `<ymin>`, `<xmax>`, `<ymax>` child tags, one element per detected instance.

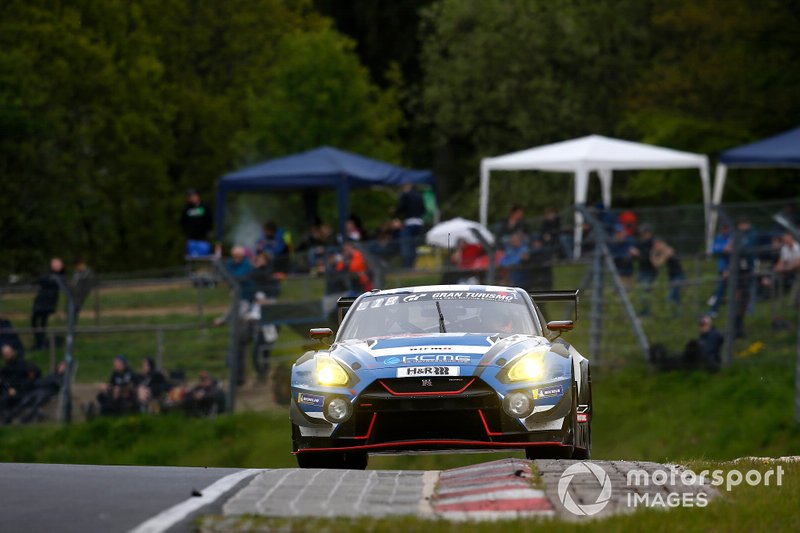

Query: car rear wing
<box><xmin>528</xmin><ymin>289</ymin><xmax>580</xmax><ymax>322</ymax></box>
<box><xmin>336</xmin><ymin>296</ymin><xmax>358</xmax><ymax>324</ymax></box>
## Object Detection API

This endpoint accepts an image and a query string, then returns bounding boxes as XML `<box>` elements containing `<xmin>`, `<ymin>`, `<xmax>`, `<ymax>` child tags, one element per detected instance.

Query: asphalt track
<box><xmin>0</xmin><ymin>458</ymin><xmax>720</xmax><ymax>532</ymax></box>
<box><xmin>0</xmin><ymin>463</ymin><xmax>242</xmax><ymax>533</ymax></box>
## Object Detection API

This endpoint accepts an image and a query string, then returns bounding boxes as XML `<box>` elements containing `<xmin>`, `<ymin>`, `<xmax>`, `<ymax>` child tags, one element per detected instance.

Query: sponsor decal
<box><xmin>396</xmin><ymin>366</ymin><xmax>461</xmax><ymax>378</ymax></box>
<box><xmin>421</xmin><ymin>379</ymin><xmax>433</xmax><ymax>387</ymax></box>
<box><xmin>385</xmin><ymin>296</ymin><xmax>399</xmax><ymax>306</ymax></box>
<box><xmin>431</xmin><ymin>291</ymin><xmax>515</xmax><ymax>302</ymax></box>
<box><xmin>356</xmin><ymin>301</ymin><xmax>369</xmax><ymax>311</ymax></box>
<box><xmin>533</xmin><ymin>384</ymin><xmax>563</xmax><ymax>400</ymax></box>
<box><xmin>382</xmin><ymin>354</ymin><xmax>471</xmax><ymax>364</ymax></box>
<box><xmin>371</xmin><ymin>298</ymin><xmax>385</xmax><ymax>308</ymax></box>
<box><xmin>297</xmin><ymin>392</ymin><xmax>324</xmax><ymax>407</ymax></box>
<box><xmin>402</xmin><ymin>293</ymin><xmax>427</xmax><ymax>302</ymax></box>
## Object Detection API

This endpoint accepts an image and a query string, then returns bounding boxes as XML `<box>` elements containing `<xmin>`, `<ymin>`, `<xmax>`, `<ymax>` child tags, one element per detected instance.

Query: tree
<box><xmin>233</xmin><ymin>26</ymin><xmax>404</xmax><ymax>164</ymax></box>
<box><xmin>621</xmin><ymin>0</ymin><xmax>800</xmax><ymax>202</ymax></box>
<box><xmin>419</xmin><ymin>0</ymin><xmax>652</xmax><ymax>216</ymax></box>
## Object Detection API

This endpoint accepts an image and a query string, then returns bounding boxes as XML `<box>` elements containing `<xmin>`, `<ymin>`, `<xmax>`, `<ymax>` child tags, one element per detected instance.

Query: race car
<box><xmin>290</xmin><ymin>285</ymin><xmax>591</xmax><ymax>469</ymax></box>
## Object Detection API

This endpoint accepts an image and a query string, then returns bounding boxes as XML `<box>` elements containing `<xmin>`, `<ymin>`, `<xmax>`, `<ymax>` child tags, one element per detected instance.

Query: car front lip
<box><xmin>293</xmin><ymin>438</ymin><xmax>569</xmax><ymax>454</ymax></box>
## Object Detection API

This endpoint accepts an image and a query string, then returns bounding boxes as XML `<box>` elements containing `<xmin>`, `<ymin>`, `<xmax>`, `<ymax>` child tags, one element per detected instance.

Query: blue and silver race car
<box><xmin>290</xmin><ymin>285</ymin><xmax>591</xmax><ymax>469</ymax></box>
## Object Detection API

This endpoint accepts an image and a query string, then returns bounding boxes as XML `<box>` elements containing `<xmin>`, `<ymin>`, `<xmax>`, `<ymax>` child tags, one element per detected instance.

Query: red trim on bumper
<box><xmin>294</xmin><ymin>439</ymin><xmax>566</xmax><ymax>454</ymax></box>
<box><xmin>353</xmin><ymin>412</ymin><xmax>377</xmax><ymax>440</ymax></box>
<box><xmin>378</xmin><ymin>378</ymin><xmax>476</xmax><ymax>396</ymax></box>
<box><xmin>477</xmin><ymin>409</ymin><xmax>503</xmax><ymax>436</ymax></box>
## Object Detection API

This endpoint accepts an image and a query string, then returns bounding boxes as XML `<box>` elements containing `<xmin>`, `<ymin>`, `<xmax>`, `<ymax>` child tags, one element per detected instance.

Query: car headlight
<box><xmin>316</xmin><ymin>356</ymin><xmax>349</xmax><ymax>386</ymax></box>
<box><xmin>506</xmin><ymin>351</ymin><xmax>546</xmax><ymax>382</ymax></box>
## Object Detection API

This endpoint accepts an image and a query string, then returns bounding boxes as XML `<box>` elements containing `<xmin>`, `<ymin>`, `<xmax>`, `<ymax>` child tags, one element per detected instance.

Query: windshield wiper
<box><xmin>436</xmin><ymin>301</ymin><xmax>447</xmax><ymax>333</ymax></box>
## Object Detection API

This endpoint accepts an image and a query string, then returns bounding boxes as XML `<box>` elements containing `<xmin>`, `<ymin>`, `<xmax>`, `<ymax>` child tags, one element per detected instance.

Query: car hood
<box><xmin>333</xmin><ymin>332</ymin><xmax>550</xmax><ymax>370</ymax></box>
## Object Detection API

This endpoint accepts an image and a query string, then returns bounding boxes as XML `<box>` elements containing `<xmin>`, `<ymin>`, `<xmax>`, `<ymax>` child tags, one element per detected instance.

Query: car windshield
<box><xmin>338</xmin><ymin>289</ymin><xmax>538</xmax><ymax>340</ymax></box>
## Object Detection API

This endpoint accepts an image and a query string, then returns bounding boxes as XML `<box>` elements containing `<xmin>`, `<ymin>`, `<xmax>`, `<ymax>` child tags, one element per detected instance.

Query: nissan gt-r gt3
<box><xmin>290</xmin><ymin>285</ymin><xmax>591</xmax><ymax>469</ymax></box>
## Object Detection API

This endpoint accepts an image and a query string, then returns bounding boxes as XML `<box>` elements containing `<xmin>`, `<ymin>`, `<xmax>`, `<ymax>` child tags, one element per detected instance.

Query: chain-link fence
<box><xmin>1</xmin><ymin>198</ymin><xmax>798</xmax><ymax>423</ymax></box>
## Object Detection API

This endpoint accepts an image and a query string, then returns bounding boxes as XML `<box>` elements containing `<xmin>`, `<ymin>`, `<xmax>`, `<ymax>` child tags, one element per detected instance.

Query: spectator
<box><xmin>447</xmin><ymin>239</ymin><xmax>485</xmax><ymax>285</ymax></box>
<box><xmin>394</xmin><ymin>183</ymin><xmax>426</xmax><ymax>268</ymax></box>
<box><xmin>71</xmin><ymin>258</ymin><xmax>95</xmax><ymax>319</ymax></box>
<box><xmin>707</xmin><ymin>224</ymin><xmax>731</xmax><ymax>317</ymax></box>
<box><xmin>498</xmin><ymin>205</ymin><xmax>529</xmax><ymax>245</ymax></box>
<box><xmin>618</xmin><ymin>210</ymin><xmax>638</xmax><ymax>238</ymax></box>
<box><xmin>215</xmin><ymin>247</ymin><xmax>255</xmax><ymax>385</ymax></box>
<box><xmin>734</xmin><ymin>217</ymin><xmax>758</xmax><ymax>338</ymax></box>
<box><xmin>0</xmin><ymin>316</ymin><xmax>25</xmax><ymax>358</ymax></box>
<box><xmin>224</xmin><ymin>245</ymin><xmax>255</xmax><ymax>302</ymax></box>
<box><xmin>31</xmin><ymin>257</ymin><xmax>65</xmax><ymax>351</ymax></box>
<box><xmin>774</xmin><ymin>231</ymin><xmax>800</xmax><ymax>301</ymax></box>
<box><xmin>1</xmin><ymin>344</ymin><xmax>30</xmax><ymax>421</ymax></box>
<box><xmin>650</xmin><ymin>315</ymin><xmax>724</xmax><ymax>372</ymax></box>
<box><xmin>331</xmin><ymin>241</ymin><xmax>372</xmax><ymax>294</ymax></box>
<box><xmin>136</xmin><ymin>357</ymin><xmax>171</xmax><ymax>411</ymax></box>
<box><xmin>367</xmin><ymin>224</ymin><xmax>400</xmax><ymax>263</ymax></box>
<box><xmin>96</xmin><ymin>355</ymin><xmax>138</xmax><ymax>415</ymax></box>
<box><xmin>651</xmin><ymin>238</ymin><xmax>685</xmax><ymax>315</ymax></box>
<box><xmin>630</xmin><ymin>224</ymin><xmax>657</xmax><ymax>316</ymax></box>
<box><xmin>344</xmin><ymin>214</ymin><xmax>366</xmax><ymax>242</ymax></box>
<box><xmin>608</xmin><ymin>224</ymin><xmax>636</xmax><ymax>288</ymax></box>
<box><xmin>256</xmin><ymin>221</ymin><xmax>290</xmax><ymax>270</ymax></box>
<box><xmin>182</xmin><ymin>371</ymin><xmax>225</xmax><ymax>416</ymax></box>
<box><xmin>250</xmin><ymin>252</ymin><xmax>281</xmax><ymax>300</ymax></box>
<box><xmin>180</xmin><ymin>189</ymin><xmax>214</xmax><ymax>257</ymax></box>
<box><xmin>684</xmin><ymin>315</ymin><xmax>724</xmax><ymax>370</ymax></box>
<box><xmin>539</xmin><ymin>207</ymin><xmax>561</xmax><ymax>255</ymax></box>
<box><xmin>529</xmin><ymin>235</ymin><xmax>554</xmax><ymax>290</ymax></box>
<box><xmin>6</xmin><ymin>361</ymin><xmax>65</xmax><ymax>424</ymax></box>
<box><xmin>303</xmin><ymin>217</ymin><xmax>335</xmax><ymax>272</ymax></box>
<box><xmin>500</xmin><ymin>231</ymin><xmax>531</xmax><ymax>288</ymax></box>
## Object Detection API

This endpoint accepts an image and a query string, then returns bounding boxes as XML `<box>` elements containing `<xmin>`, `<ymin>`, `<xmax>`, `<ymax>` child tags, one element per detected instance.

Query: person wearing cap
<box><xmin>180</xmin><ymin>189</ymin><xmax>214</xmax><ymax>257</ymax></box>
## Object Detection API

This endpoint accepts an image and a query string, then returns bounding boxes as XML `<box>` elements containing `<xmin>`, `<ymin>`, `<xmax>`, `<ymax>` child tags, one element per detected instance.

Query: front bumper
<box><xmin>292</xmin><ymin>377</ymin><xmax>573</xmax><ymax>454</ymax></box>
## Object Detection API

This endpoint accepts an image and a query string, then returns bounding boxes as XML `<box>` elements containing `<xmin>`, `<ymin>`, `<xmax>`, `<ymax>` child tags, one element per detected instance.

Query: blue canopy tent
<box><xmin>215</xmin><ymin>146</ymin><xmax>434</xmax><ymax>241</ymax></box>
<box><xmin>713</xmin><ymin>126</ymin><xmax>800</xmax><ymax>206</ymax></box>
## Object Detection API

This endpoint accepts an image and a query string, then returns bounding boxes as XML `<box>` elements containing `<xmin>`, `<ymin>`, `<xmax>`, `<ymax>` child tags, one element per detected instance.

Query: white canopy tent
<box><xmin>479</xmin><ymin>135</ymin><xmax>712</xmax><ymax>257</ymax></box>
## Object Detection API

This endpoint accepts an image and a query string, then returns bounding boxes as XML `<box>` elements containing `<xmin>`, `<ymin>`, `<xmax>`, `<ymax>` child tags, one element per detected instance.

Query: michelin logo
<box><xmin>383</xmin><ymin>354</ymin><xmax>471</xmax><ymax>364</ymax></box>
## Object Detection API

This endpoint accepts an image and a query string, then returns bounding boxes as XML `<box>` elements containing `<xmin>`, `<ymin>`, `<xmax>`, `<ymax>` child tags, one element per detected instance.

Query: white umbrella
<box><xmin>425</xmin><ymin>217</ymin><xmax>495</xmax><ymax>248</ymax></box>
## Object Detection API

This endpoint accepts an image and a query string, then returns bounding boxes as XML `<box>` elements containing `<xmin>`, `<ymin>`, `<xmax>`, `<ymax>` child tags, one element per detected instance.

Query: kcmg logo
<box><xmin>557</xmin><ymin>462</ymin><xmax>612</xmax><ymax>516</ymax></box>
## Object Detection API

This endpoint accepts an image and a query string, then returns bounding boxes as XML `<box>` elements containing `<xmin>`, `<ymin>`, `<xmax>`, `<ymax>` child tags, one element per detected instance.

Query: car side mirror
<box><xmin>310</xmin><ymin>327</ymin><xmax>333</xmax><ymax>339</ymax></box>
<box><xmin>547</xmin><ymin>320</ymin><xmax>574</xmax><ymax>332</ymax></box>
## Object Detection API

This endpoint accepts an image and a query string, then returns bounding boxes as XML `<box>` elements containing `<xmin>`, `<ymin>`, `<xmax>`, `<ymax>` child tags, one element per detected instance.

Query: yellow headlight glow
<box><xmin>506</xmin><ymin>352</ymin><xmax>545</xmax><ymax>382</ymax></box>
<box><xmin>316</xmin><ymin>356</ymin><xmax>349</xmax><ymax>386</ymax></box>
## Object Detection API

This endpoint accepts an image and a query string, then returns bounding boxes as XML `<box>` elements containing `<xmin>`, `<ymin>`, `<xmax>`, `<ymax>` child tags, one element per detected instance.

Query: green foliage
<box><xmin>234</xmin><ymin>26</ymin><xmax>404</xmax><ymax>164</ymax></box>
<box><xmin>419</xmin><ymin>0</ymin><xmax>652</xmax><ymax>213</ymax></box>
<box><xmin>0</xmin><ymin>0</ymin><xmax>403</xmax><ymax>276</ymax></box>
